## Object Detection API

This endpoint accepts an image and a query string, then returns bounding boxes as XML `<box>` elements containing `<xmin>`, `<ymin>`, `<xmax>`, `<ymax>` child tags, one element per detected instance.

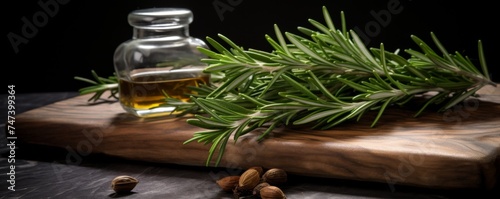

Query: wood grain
<box><xmin>14</xmin><ymin>85</ymin><xmax>500</xmax><ymax>189</ymax></box>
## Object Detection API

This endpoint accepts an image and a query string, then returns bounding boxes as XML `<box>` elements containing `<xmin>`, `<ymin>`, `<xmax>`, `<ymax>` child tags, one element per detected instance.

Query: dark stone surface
<box><xmin>1</xmin><ymin>92</ymin><xmax>499</xmax><ymax>198</ymax></box>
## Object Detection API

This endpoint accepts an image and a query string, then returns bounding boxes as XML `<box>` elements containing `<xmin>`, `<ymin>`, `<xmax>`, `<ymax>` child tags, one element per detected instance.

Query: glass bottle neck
<box><xmin>133</xmin><ymin>26</ymin><xmax>190</xmax><ymax>39</ymax></box>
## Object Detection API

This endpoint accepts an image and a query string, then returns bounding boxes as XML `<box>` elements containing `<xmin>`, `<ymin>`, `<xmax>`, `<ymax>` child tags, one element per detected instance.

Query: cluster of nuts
<box><xmin>109</xmin><ymin>168</ymin><xmax>287</xmax><ymax>198</ymax></box>
<box><xmin>216</xmin><ymin>166</ymin><xmax>287</xmax><ymax>199</ymax></box>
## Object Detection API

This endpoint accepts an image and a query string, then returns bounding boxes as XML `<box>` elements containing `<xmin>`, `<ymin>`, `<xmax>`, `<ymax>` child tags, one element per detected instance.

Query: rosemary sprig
<box><xmin>74</xmin><ymin>70</ymin><xmax>119</xmax><ymax>102</ymax></box>
<box><xmin>182</xmin><ymin>6</ymin><xmax>496</xmax><ymax>167</ymax></box>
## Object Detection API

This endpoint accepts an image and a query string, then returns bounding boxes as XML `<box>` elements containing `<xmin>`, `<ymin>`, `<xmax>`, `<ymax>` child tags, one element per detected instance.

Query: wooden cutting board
<box><xmin>13</xmin><ymin>85</ymin><xmax>500</xmax><ymax>189</ymax></box>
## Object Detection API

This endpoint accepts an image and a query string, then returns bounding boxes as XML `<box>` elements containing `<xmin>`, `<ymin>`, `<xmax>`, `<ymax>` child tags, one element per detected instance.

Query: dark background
<box><xmin>4</xmin><ymin>0</ymin><xmax>499</xmax><ymax>94</ymax></box>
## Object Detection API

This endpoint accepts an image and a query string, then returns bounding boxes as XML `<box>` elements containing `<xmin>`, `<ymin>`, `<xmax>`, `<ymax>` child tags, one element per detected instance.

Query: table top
<box><xmin>1</xmin><ymin>92</ymin><xmax>499</xmax><ymax>198</ymax></box>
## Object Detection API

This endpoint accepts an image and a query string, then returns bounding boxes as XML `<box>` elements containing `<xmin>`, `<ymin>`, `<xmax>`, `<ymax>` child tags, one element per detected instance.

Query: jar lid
<box><xmin>128</xmin><ymin>8</ymin><xmax>193</xmax><ymax>29</ymax></box>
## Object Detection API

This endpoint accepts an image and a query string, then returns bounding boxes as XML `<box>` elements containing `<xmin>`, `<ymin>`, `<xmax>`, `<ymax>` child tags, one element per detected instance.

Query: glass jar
<box><xmin>113</xmin><ymin>8</ymin><xmax>209</xmax><ymax>118</ymax></box>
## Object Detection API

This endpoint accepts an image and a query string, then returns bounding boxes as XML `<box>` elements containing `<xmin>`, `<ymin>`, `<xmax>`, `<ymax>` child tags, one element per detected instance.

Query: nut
<box><xmin>252</xmin><ymin>182</ymin><xmax>270</xmax><ymax>197</ymax></box>
<box><xmin>262</xmin><ymin>168</ymin><xmax>287</xmax><ymax>185</ymax></box>
<box><xmin>237</xmin><ymin>168</ymin><xmax>261</xmax><ymax>190</ymax></box>
<box><xmin>260</xmin><ymin>185</ymin><xmax>286</xmax><ymax>199</ymax></box>
<box><xmin>111</xmin><ymin>175</ymin><xmax>139</xmax><ymax>193</ymax></box>
<box><xmin>216</xmin><ymin>176</ymin><xmax>240</xmax><ymax>192</ymax></box>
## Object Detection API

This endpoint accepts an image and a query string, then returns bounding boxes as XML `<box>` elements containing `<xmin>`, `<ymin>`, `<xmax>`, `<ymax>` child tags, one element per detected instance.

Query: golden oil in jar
<box><xmin>113</xmin><ymin>8</ymin><xmax>209</xmax><ymax>118</ymax></box>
